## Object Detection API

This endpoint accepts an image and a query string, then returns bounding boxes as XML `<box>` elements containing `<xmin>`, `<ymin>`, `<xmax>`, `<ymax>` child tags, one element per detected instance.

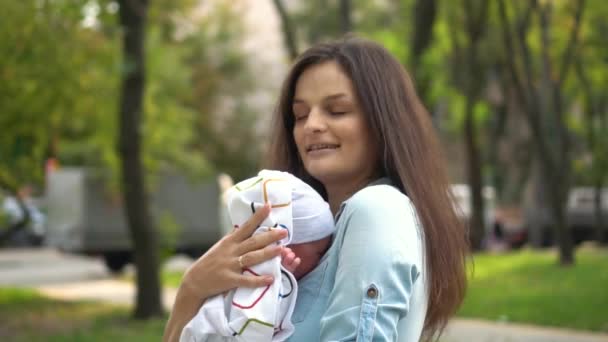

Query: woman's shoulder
<box><xmin>333</xmin><ymin>181</ymin><xmax>425</xmax><ymax>266</ymax></box>
<box><xmin>334</xmin><ymin>182</ymin><xmax>420</xmax><ymax>238</ymax></box>
<box><xmin>345</xmin><ymin>183</ymin><xmax>413</xmax><ymax>214</ymax></box>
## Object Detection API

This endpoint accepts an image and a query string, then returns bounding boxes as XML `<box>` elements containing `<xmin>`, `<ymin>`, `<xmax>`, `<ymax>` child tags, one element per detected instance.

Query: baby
<box><xmin>282</xmin><ymin>232</ymin><xmax>332</xmax><ymax>280</ymax></box>
<box><xmin>180</xmin><ymin>170</ymin><xmax>335</xmax><ymax>342</ymax></box>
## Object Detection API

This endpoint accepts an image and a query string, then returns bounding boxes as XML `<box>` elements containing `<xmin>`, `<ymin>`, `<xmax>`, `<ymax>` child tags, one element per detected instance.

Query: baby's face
<box><xmin>288</xmin><ymin>236</ymin><xmax>332</xmax><ymax>280</ymax></box>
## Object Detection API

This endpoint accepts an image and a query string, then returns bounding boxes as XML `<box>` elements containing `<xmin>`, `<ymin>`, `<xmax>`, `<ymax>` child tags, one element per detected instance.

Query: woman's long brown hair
<box><xmin>265</xmin><ymin>37</ymin><xmax>469</xmax><ymax>340</ymax></box>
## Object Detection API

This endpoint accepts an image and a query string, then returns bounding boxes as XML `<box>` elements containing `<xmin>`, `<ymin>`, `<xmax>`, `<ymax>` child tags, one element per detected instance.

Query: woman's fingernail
<box><xmin>264</xmin><ymin>276</ymin><xmax>274</xmax><ymax>283</ymax></box>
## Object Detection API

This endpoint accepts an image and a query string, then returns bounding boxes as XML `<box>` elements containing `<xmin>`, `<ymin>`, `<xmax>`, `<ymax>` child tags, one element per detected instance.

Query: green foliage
<box><xmin>156</xmin><ymin>211</ymin><xmax>181</xmax><ymax>262</ymax></box>
<box><xmin>179</xmin><ymin>1</ymin><xmax>262</xmax><ymax>181</ymax></box>
<box><xmin>460</xmin><ymin>247</ymin><xmax>608</xmax><ymax>331</ymax></box>
<box><xmin>568</xmin><ymin>1</ymin><xmax>608</xmax><ymax>186</ymax></box>
<box><xmin>0</xmin><ymin>0</ymin><xmax>260</xmax><ymax>193</ymax></box>
<box><xmin>0</xmin><ymin>0</ymin><xmax>87</xmax><ymax>190</ymax></box>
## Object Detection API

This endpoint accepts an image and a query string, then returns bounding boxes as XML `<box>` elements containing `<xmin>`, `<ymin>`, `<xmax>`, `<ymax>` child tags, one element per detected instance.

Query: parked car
<box><xmin>566</xmin><ymin>187</ymin><xmax>608</xmax><ymax>244</ymax></box>
<box><xmin>524</xmin><ymin>186</ymin><xmax>608</xmax><ymax>247</ymax></box>
<box><xmin>451</xmin><ymin>184</ymin><xmax>528</xmax><ymax>249</ymax></box>
<box><xmin>1</xmin><ymin>190</ymin><xmax>46</xmax><ymax>246</ymax></box>
<box><xmin>492</xmin><ymin>205</ymin><xmax>527</xmax><ymax>249</ymax></box>
<box><xmin>450</xmin><ymin>184</ymin><xmax>500</xmax><ymax>244</ymax></box>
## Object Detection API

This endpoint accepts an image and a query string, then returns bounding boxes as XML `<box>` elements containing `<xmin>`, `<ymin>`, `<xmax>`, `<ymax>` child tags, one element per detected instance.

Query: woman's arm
<box><xmin>163</xmin><ymin>204</ymin><xmax>288</xmax><ymax>342</ymax></box>
<box><xmin>320</xmin><ymin>186</ymin><xmax>425</xmax><ymax>341</ymax></box>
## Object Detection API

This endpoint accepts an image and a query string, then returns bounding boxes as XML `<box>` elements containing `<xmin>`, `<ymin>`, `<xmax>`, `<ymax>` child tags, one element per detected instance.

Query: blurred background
<box><xmin>1</xmin><ymin>0</ymin><xmax>607</xmax><ymax>341</ymax></box>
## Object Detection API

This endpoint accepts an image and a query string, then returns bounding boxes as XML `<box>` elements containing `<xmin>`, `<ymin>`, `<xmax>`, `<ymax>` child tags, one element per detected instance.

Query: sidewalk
<box><xmin>35</xmin><ymin>279</ymin><xmax>178</xmax><ymax>309</ymax></box>
<box><xmin>34</xmin><ymin>280</ymin><xmax>608</xmax><ymax>342</ymax></box>
<box><xmin>443</xmin><ymin>318</ymin><xmax>608</xmax><ymax>342</ymax></box>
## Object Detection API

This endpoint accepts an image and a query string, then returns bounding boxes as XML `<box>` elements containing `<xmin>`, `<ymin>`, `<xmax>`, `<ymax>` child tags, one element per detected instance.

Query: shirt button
<box><xmin>366</xmin><ymin>287</ymin><xmax>378</xmax><ymax>299</ymax></box>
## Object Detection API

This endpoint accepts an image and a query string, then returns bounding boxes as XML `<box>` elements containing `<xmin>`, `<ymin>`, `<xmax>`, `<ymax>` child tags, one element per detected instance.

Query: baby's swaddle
<box><xmin>180</xmin><ymin>170</ymin><xmax>298</xmax><ymax>342</ymax></box>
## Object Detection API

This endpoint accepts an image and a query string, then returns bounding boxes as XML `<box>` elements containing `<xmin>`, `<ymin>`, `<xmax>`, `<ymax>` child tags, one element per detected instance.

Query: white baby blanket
<box><xmin>180</xmin><ymin>170</ymin><xmax>298</xmax><ymax>342</ymax></box>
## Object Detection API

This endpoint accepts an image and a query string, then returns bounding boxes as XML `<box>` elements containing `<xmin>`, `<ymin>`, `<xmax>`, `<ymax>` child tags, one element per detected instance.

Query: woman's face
<box><xmin>292</xmin><ymin>61</ymin><xmax>378</xmax><ymax>186</ymax></box>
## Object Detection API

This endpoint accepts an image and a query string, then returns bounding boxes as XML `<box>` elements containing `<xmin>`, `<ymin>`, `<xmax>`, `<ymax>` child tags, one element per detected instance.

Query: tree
<box><xmin>409</xmin><ymin>0</ymin><xmax>437</xmax><ymax>106</ymax></box>
<box><xmin>572</xmin><ymin>2</ymin><xmax>608</xmax><ymax>244</ymax></box>
<box><xmin>272</xmin><ymin>0</ymin><xmax>299</xmax><ymax>60</ymax></box>
<box><xmin>497</xmin><ymin>0</ymin><xmax>586</xmax><ymax>265</ymax></box>
<box><xmin>339</xmin><ymin>0</ymin><xmax>352</xmax><ymax>34</ymax></box>
<box><xmin>447</xmin><ymin>0</ymin><xmax>490</xmax><ymax>250</ymax></box>
<box><xmin>117</xmin><ymin>0</ymin><xmax>163</xmax><ymax>318</ymax></box>
<box><xmin>0</xmin><ymin>0</ymin><xmax>88</xmax><ymax>242</ymax></box>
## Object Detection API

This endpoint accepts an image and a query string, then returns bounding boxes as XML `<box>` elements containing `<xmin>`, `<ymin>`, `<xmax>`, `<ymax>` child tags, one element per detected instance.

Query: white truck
<box><xmin>45</xmin><ymin>167</ymin><xmax>228</xmax><ymax>273</ymax></box>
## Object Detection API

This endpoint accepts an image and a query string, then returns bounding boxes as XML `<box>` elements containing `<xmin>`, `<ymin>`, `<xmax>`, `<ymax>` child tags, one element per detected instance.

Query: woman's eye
<box><xmin>328</xmin><ymin>104</ymin><xmax>350</xmax><ymax>116</ymax></box>
<box><xmin>294</xmin><ymin>113</ymin><xmax>308</xmax><ymax>121</ymax></box>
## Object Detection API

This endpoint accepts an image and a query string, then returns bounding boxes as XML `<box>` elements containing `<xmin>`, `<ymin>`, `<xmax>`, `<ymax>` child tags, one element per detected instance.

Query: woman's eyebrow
<box><xmin>293</xmin><ymin>93</ymin><xmax>349</xmax><ymax>105</ymax></box>
<box><xmin>324</xmin><ymin>93</ymin><xmax>348</xmax><ymax>101</ymax></box>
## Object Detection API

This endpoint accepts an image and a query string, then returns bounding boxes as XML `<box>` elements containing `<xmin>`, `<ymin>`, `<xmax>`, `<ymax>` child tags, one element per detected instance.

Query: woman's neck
<box><xmin>325</xmin><ymin>175</ymin><xmax>376</xmax><ymax>215</ymax></box>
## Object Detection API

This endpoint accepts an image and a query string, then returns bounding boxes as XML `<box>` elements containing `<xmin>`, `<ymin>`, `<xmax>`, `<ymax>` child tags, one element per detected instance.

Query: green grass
<box><xmin>121</xmin><ymin>269</ymin><xmax>184</xmax><ymax>288</ymax></box>
<box><xmin>3</xmin><ymin>248</ymin><xmax>606</xmax><ymax>340</ymax></box>
<box><xmin>163</xmin><ymin>270</ymin><xmax>184</xmax><ymax>288</ymax></box>
<box><xmin>459</xmin><ymin>246</ymin><xmax>608</xmax><ymax>332</ymax></box>
<box><xmin>0</xmin><ymin>288</ymin><xmax>167</xmax><ymax>341</ymax></box>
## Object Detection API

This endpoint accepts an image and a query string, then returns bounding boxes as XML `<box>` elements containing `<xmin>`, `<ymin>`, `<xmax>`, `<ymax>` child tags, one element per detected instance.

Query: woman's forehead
<box><xmin>294</xmin><ymin>62</ymin><xmax>356</xmax><ymax>102</ymax></box>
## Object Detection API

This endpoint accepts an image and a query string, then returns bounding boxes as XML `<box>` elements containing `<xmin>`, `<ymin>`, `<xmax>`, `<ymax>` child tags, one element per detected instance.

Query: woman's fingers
<box><xmin>234</xmin><ymin>273</ymin><xmax>274</xmax><ymax>288</ymax></box>
<box><xmin>237</xmin><ymin>228</ymin><xmax>287</xmax><ymax>255</ymax></box>
<box><xmin>231</xmin><ymin>204</ymin><xmax>271</xmax><ymax>242</ymax></box>
<box><xmin>238</xmin><ymin>244</ymin><xmax>283</xmax><ymax>269</ymax></box>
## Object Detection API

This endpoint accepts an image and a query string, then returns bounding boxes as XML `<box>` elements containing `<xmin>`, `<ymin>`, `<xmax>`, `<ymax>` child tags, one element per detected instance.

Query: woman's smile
<box><xmin>305</xmin><ymin>143</ymin><xmax>340</xmax><ymax>157</ymax></box>
<box><xmin>292</xmin><ymin>61</ymin><xmax>378</xmax><ymax>186</ymax></box>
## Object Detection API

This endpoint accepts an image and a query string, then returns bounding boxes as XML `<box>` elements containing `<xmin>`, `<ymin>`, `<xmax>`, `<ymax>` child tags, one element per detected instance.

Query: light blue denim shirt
<box><xmin>288</xmin><ymin>179</ymin><xmax>428</xmax><ymax>342</ymax></box>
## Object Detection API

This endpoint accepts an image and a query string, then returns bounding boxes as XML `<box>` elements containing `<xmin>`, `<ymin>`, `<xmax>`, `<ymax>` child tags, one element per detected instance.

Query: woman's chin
<box><xmin>305</xmin><ymin>169</ymin><xmax>346</xmax><ymax>186</ymax></box>
<box><xmin>304</xmin><ymin>163</ymin><xmax>335</xmax><ymax>179</ymax></box>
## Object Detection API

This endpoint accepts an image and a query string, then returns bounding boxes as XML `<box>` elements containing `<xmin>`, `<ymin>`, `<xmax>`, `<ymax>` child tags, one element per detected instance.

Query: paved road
<box><xmin>0</xmin><ymin>247</ymin><xmax>192</xmax><ymax>286</ymax></box>
<box><xmin>443</xmin><ymin>319</ymin><xmax>608</xmax><ymax>342</ymax></box>
<box><xmin>0</xmin><ymin>247</ymin><xmax>109</xmax><ymax>286</ymax></box>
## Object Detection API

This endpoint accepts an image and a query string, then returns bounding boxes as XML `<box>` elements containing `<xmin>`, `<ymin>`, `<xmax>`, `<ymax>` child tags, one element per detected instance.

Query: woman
<box><xmin>164</xmin><ymin>37</ymin><xmax>468</xmax><ymax>341</ymax></box>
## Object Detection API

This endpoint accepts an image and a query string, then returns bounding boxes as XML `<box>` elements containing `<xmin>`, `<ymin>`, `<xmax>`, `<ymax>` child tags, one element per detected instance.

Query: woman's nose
<box><xmin>304</xmin><ymin>108</ymin><xmax>327</xmax><ymax>133</ymax></box>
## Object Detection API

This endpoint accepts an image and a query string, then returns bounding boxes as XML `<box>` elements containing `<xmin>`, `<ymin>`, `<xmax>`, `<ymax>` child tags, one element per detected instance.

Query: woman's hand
<box><xmin>163</xmin><ymin>204</ymin><xmax>287</xmax><ymax>342</ymax></box>
<box><xmin>180</xmin><ymin>203</ymin><xmax>288</xmax><ymax>299</ymax></box>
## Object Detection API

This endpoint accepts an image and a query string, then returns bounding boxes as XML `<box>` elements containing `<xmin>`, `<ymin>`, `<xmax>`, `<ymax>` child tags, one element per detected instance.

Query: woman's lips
<box><xmin>306</xmin><ymin>144</ymin><xmax>340</xmax><ymax>152</ymax></box>
<box><xmin>306</xmin><ymin>145</ymin><xmax>340</xmax><ymax>158</ymax></box>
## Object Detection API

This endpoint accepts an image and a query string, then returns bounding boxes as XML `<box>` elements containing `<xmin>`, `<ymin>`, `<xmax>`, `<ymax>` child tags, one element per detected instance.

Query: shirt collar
<box><xmin>334</xmin><ymin>177</ymin><xmax>393</xmax><ymax>221</ymax></box>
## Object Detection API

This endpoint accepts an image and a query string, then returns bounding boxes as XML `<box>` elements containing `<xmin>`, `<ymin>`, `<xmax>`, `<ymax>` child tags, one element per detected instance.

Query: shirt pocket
<box><xmin>356</xmin><ymin>284</ymin><xmax>380</xmax><ymax>342</ymax></box>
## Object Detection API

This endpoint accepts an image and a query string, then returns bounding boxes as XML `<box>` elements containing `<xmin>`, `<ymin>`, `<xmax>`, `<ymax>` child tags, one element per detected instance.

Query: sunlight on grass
<box><xmin>164</xmin><ymin>270</ymin><xmax>184</xmax><ymax>288</ymax></box>
<box><xmin>459</xmin><ymin>246</ymin><xmax>608</xmax><ymax>332</ymax></box>
<box><xmin>122</xmin><ymin>269</ymin><xmax>184</xmax><ymax>288</ymax></box>
<box><xmin>0</xmin><ymin>288</ymin><xmax>166</xmax><ymax>341</ymax></box>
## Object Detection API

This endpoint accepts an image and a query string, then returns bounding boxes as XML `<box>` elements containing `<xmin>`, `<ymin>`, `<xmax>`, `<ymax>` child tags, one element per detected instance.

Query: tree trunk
<box><xmin>574</xmin><ymin>46</ymin><xmax>606</xmax><ymax>245</ymax></box>
<box><xmin>117</xmin><ymin>0</ymin><xmax>163</xmax><ymax>319</ymax></box>
<box><xmin>538</xmin><ymin>1</ymin><xmax>583</xmax><ymax>265</ymax></box>
<box><xmin>464</xmin><ymin>99</ymin><xmax>485</xmax><ymax>250</ymax></box>
<box><xmin>594</xmin><ymin>180</ymin><xmax>607</xmax><ymax>243</ymax></box>
<box><xmin>549</xmin><ymin>184</ymin><xmax>574</xmax><ymax>265</ymax></box>
<box><xmin>272</xmin><ymin>0</ymin><xmax>299</xmax><ymax>60</ymax></box>
<box><xmin>339</xmin><ymin>0</ymin><xmax>352</xmax><ymax>34</ymax></box>
<box><xmin>496</xmin><ymin>0</ymin><xmax>584</xmax><ymax>263</ymax></box>
<box><xmin>409</xmin><ymin>0</ymin><xmax>436</xmax><ymax>107</ymax></box>
<box><xmin>461</xmin><ymin>0</ymin><xmax>488</xmax><ymax>250</ymax></box>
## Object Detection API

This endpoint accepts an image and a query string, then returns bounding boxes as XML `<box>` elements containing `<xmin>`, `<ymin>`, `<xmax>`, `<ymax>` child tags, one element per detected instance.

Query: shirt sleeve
<box><xmin>319</xmin><ymin>185</ymin><xmax>425</xmax><ymax>342</ymax></box>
